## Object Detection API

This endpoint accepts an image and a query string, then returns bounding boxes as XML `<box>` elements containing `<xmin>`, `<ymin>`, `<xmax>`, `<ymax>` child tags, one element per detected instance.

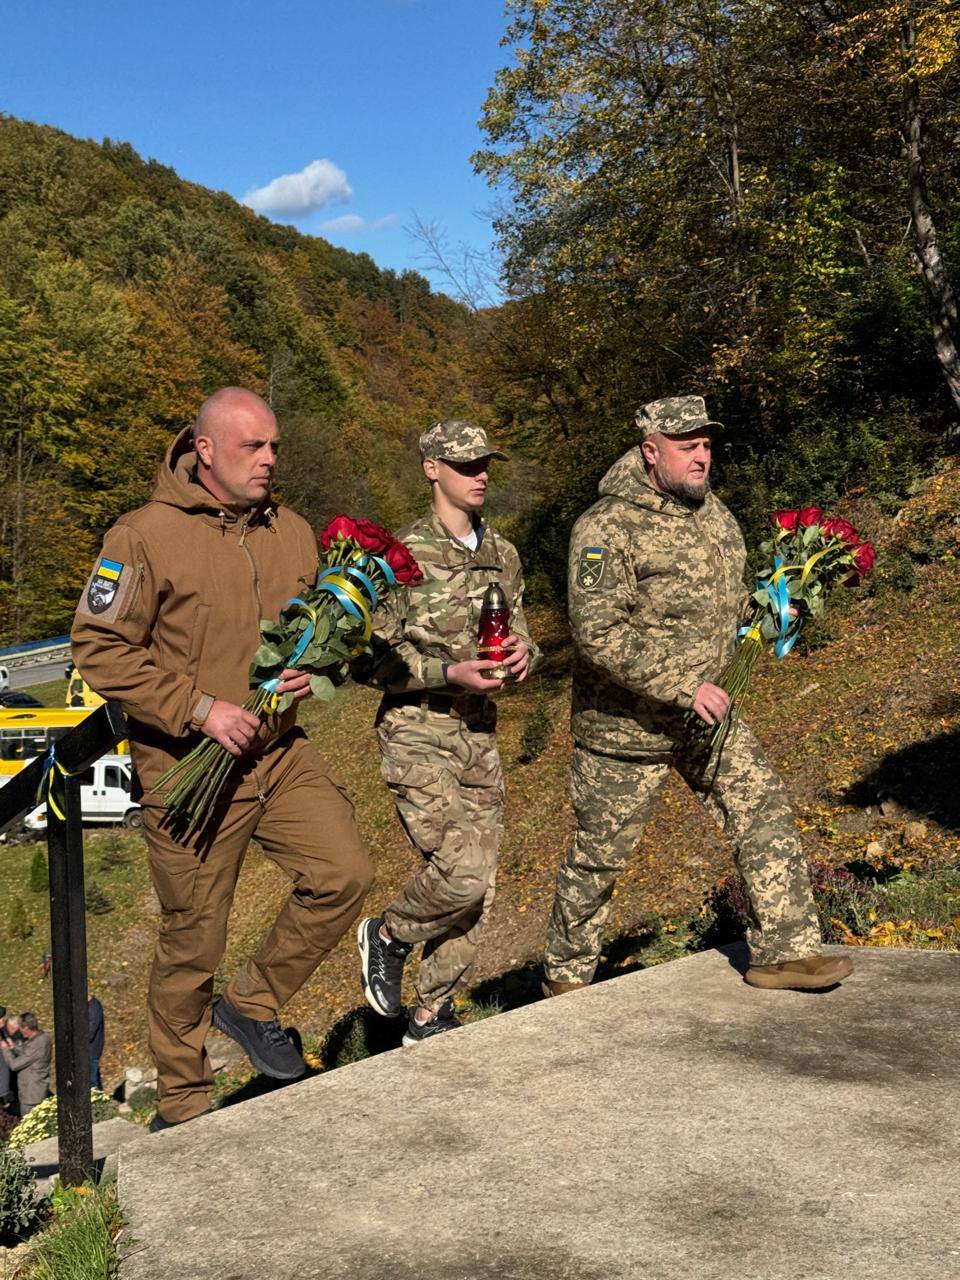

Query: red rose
<box><xmin>798</xmin><ymin>506</ymin><xmax>823</xmax><ymax>527</ymax></box>
<box><xmin>851</xmin><ymin>541</ymin><xmax>875</xmax><ymax>579</ymax></box>
<box><xmin>383</xmin><ymin>539</ymin><xmax>423</xmax><ymax>585</ymax></box>
<box><xmin>354</xmin><ymin>519</ymin><xmax>394</xmax><ymax>552</ymax></box>
<box><xmin>822</xmin><ymin>517</ymin><xmax>860</xmax><ymax>547</ymax></box>
<box><xmin>320</xmin><ymin>514</ymin><xmax>360</xmax><ymax>549</ymax></box>
<box><xmin>770</xmin><ymin>509</ymin><xmax>800</xmax><ymax>532</ymax></box>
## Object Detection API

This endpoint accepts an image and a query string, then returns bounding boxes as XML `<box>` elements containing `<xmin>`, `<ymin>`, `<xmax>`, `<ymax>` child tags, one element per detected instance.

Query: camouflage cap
<box><xmin>635</xmin><ymin>395</ymin><xmax>724</xmax><ymax>438</ymax></box>
<box><xmin>418</xmin><ymin>419</ymin><xmax>508</xmax><ymax>463</ymax></box>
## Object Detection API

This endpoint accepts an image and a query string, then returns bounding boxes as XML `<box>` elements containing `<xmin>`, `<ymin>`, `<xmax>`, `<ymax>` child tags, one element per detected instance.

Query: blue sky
<box><xmin>3</xmin><ymin>0</ymin><xmax>514</xmax><ymax>294</ymax></box>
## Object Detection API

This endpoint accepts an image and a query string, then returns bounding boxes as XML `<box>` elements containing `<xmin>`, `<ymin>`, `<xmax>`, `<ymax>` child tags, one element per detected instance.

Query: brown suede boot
<box><xmin>744</xmin><ymin>953</ymin><xmax>854</xmax><ymax>991</ymax></box>
<box><xmin>541</xmin><ymin>978</ymin><xmax>588</xmax><ymax>998</ymax></box>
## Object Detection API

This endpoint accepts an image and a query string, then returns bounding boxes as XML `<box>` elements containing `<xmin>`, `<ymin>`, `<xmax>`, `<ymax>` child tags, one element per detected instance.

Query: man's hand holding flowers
<box><xmin>159</xmin><ymin>514</ymin><xmax>423</xmax><ymax>827</ymax></box>
<box><xmin>691</xmin><ymin>506</ymin><xmax>876</xmax><ymax>743</ymax></box>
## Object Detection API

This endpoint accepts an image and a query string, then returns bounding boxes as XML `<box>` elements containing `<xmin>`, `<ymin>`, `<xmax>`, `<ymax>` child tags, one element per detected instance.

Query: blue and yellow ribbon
<box><xmin>259</xmin><ymin>557</ymin><xmax>394</xmax><ymax>710</ymax></box>
<box><xmin>35</xmin><ymin>746</ymin><xmax>74</xmax><ymax>821</ymax></box>
<box><xmin>740</xmin><ymin>554</ymin><xmax>804</xmax><ymax>659</ymax></box>
<box><xmin>259</xmin><ymin>596</ymin><xmax>322</xmax><ymax>712</ymax></box>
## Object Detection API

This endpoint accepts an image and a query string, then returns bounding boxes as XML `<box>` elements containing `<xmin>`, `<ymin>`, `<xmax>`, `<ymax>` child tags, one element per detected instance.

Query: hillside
<box><xmin>0</xmin><ymin>115</ymin><xmax>492</xmax><ymax>643</ymax></box>
<box><xmin>1</xmin><ymin>471</ymin><xmax>958</xmax><ymax>1091</ymax></box>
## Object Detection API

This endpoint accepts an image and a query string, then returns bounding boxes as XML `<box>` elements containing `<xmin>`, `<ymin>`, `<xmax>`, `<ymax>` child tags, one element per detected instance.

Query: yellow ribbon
<box><xmin>35</xmin><ymin>749</ymin><xmax>73</xmax><ymax>822</ymax></box>
<box><xmin>261</xmin><ymin>599</ymin><xmax>324</xmax><ymax>713</ymax></box>
<box><xmin>768</xmin><ymin>545</ymin><xmax>833</xmax><ymax>591</ymax></box>
<box><xmin>318</xmin><ymin>574</ymin><xmax>373</xmax><ymax>651</ymax></box>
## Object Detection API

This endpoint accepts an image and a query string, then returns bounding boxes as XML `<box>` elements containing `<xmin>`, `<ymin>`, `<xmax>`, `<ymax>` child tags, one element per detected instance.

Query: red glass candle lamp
<box><xmin>477</xmin><ymin>582</ymin><xmax>510</xmax><ymax>680</ymax></box>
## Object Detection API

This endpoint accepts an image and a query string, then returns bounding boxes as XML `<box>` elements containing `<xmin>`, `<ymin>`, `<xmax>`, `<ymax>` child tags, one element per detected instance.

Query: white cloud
<box><xmin>320</xmin><ymin>214</ymin><xmax>366</xmax><ymax>234</ymax></box>
<box><xmin>321</xmin><ymin>212</ymin><xmax>399</xmax><ymax>235</ymax></box>
<box><xmin>242</xmin><ymin>159</ymin><xmax>352</xmax><ymax>219</ymax></box>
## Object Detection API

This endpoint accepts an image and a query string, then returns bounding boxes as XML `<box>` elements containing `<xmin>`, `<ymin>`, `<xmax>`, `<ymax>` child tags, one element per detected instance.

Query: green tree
<box><xmin>7</xmin><ymin>897</ymin><xmax>32</xmax><ymax>941</ymax></box>
<box><xmin>28</xmin><ymin>848</ymin><xmax>48</xmax><ymax>894</ymax></box>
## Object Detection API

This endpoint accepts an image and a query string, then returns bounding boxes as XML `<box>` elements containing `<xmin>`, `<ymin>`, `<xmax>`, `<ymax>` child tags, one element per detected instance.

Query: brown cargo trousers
<box><xmin>143</xmin><ymin>731</ymin><xmax>372</xmax><ymax>1123</ymax></box>
<box><xmin>378</xmin><ymin>701</ymin><xmax>503</xmax><ymax>1014</ymax></box>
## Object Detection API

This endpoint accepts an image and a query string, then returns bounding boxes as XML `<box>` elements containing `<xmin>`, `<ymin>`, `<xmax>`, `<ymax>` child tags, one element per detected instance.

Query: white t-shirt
<box><xmin>459</xmin><ymin>526</ymin><xmax>480</xmax><ymax>551</ymax></box>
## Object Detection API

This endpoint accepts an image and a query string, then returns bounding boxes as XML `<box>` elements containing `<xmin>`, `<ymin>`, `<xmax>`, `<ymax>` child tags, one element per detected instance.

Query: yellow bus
<box><xmin>0</xmin><ymin>708</ymin><xmax>94</xmax><ymax>777</ymax></box>
<box><xmin>64</xmin><ymin>662</ymin><xmax>105</xmax><ymax>710</ymax></box>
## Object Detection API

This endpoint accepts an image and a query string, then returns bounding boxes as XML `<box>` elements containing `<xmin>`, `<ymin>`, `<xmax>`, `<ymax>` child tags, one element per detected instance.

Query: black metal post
<box><xmin>47</xmin><ymin>772</ymin><xmax>94</xmax><ymax>1186</ymax></box>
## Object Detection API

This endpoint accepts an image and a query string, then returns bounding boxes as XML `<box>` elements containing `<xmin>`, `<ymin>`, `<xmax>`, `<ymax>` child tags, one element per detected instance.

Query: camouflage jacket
<box><xmin>569</xmin><ymin>446</ymin><xmax>749</xmax><ymax>759</ymax></box>
<box><xmin>365</xmin><ymin>512</ymin><xmax>540</xmax><ymax>695</ymax></box>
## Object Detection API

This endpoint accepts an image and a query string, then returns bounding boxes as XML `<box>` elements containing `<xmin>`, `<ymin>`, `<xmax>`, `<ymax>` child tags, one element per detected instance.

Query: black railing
<box><xmin>0</xmin><ymin>701</ymin><xmax>129</xmax><ymax>1185</ymax></box>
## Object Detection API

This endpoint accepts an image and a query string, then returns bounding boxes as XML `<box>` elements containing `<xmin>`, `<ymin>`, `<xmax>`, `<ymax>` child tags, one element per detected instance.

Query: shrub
<box><xmin>870</xmin><ymin>548</ymin><xmax>916</xmax><ymax>596</ymax></box>
<box><xmin>27</xmin><ymin>1179</ymin><xmax>127</xmax><ymax>1279</ymax></box>
<box><xmin>690</xmin><ymin>874</ymin><xmax>751</xmax><ymax>949</ymax></box>
<box><xmin>8</xmin><ymin>896</ymin><xmax>33</xmax><ymax>941</ymax></box>
<box><xmin>97</xmin><ymin>835</ymin><xmax>130</xmax><ymax>872</ymax></box>
<box><xmin>84</xmin><ymin>883</ymin><xmax>113</xmax><ymax>915</ymax></box>
<box><xmin>693</xmin><ymin>861</ymin><xmax>886</xmax><ymax>949</ymax></box>
<box><xmin>8</xmin><ymin>1091</ymin><xmax>118</xmax><ymax>1150</ymax></box>
<box><xmin>125</xmin><ymin>1084</ymin><xmax>157</xmax><ymax>1111</ymax></box>
<box><xmin>0</xmin><ymin>1144</ymin><xmax>43</xmax><ymax>1242</ymax></box>
<box><xmin>810</xmin><ymin>862</ymin><xmax>881</xmax><ymax>942</ymax></box>
<box><xmin>896</xmin><ymin>460</ymin><xmax>960</xmax><ymax>563</ymax></box>
<box><xmin>29</xmin><ymin>848</ymin><xmax>49</xmax><ymax>894</ymax></box>
<box><xmin>877</xmin><ymin>868</ymin><xmax>960</xmax><ymax>929</ymax></box>
<box><xmin>321</xmin><ymin>1007</ymin><xmax>404</xmax><ymax>1070</ymax></box>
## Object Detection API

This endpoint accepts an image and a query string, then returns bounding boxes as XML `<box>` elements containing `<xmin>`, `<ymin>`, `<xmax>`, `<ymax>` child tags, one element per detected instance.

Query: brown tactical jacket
<box><xmin>569</xmin><ymin>446</ymin><xmax>750</xmax><ymax>760</ymax></box>
<box><xmin>71</xmin><ymin>428</ymin><xmax>317</xmax><ymax>802</ymax></box>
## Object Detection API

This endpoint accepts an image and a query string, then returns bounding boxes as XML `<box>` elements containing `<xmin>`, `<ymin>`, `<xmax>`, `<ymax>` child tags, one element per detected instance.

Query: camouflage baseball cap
<box><xmin>418</xmin><ymin>419</ymin><xmax>508</xmax><ymax>463</ymax></box>
<box><xmin>635</xmin><ymin>395</ymin><xmax>724</xmax><ymax>438</ymax></box>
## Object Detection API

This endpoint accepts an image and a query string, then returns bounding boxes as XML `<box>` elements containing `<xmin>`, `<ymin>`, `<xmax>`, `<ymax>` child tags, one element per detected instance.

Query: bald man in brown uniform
<box><xmin>72</xmin><ymin>388</ymin><xmax>372</xmax><ymax>1128</ymax></box>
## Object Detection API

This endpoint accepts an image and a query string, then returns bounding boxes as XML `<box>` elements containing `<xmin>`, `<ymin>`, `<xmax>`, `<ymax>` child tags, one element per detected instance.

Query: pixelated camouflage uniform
<box><xmin>367</xmin><ymin>507</ymin><xmax>539</xmax><ymax>1013</ymax></box>
<box><xmin>544</xmin><ymin>400</ymin><xmax>820</xmax><ymax>982</ymax></box>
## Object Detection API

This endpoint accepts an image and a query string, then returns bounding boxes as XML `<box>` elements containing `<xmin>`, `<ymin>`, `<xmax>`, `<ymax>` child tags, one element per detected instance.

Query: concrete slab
<box><xmin>119</xmin><ymin>946</ymin><xmax>960</xmax><ymax>1280</ymax></box>
<box><xmin>24</xmin><ymin>1116</ymin><xmax>144</xmax><ymax>1194</ymax></box>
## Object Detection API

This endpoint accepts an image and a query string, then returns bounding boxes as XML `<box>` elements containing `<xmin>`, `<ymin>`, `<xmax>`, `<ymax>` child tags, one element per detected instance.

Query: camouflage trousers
<box><xmin>544</xmin><ymin>723</ymin><xmax>821</xmax><ymax>983</ymax></box>
<box><xmin>379</xmin><ymin>704</ymin><xmax>503</xmax><ymax>1013</ymax></box>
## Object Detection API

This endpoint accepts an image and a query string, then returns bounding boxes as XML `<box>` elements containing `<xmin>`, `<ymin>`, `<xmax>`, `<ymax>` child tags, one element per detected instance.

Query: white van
<box><xmin>0</xmin><ymin>666</ymin><xmax>9</xmax><ymax>693</ymax></box>
<box><xmin>24</xmin><ymin>754</ymin><xmax>142</xmax><ymax>832</ymax></box>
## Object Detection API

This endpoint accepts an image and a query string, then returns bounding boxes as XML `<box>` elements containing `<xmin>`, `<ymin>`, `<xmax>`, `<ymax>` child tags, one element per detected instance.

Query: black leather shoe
<box><xmin>212</xmin><ymin>996</ymin><xmax>305</xmax><ymax>1080</ymax></box>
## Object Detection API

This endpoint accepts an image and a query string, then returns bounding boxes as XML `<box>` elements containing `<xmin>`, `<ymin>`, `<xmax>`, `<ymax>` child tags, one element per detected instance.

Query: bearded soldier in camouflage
<box><xmin>543</xmin><ymin>396</ymin><xmax>853</xmax><ymax>994</ymax></box>
<box><xmin>357</xmin><ymin>420</ymin><xmax>539</xmax><ymax>1044</ymax></box>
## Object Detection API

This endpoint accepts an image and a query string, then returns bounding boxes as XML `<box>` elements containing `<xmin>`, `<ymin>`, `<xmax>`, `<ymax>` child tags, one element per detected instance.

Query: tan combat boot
<box><xmin>541</xmin><ymin>978</ymin><xmax>588</xmax><ymax>998</ymax></box>
<box><xmin>744</xmin><ymin>953</ymin><xmax>854</xmax><ymax>991</ymax></box>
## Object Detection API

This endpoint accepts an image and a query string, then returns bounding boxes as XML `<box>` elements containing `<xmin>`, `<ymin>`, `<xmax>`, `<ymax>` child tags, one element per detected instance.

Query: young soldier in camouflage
<box><xmin>357</xmin><ymin>420</ymin><xmax>540</xmax><ymax>1044</ymax></box>
<box><xmin>543</xmin><ymin>395</ymin><xmax>853</xmax><ymax>995</ymax></box>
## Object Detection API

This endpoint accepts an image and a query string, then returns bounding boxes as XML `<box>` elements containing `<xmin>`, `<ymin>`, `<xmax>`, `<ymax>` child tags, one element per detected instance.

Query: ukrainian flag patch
<box><xmin>576</xmin><ymin>546</ymin><xmax>608</xmax><ymax>590</ymax></box>
<box><xmin>87</xmin><ymin>556</ymin><xmax>125</xmax><ymax>614</ymax></box>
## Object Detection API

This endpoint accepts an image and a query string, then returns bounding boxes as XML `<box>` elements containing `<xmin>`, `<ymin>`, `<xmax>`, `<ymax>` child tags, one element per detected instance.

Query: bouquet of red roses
<box><xmin>696</xmin><ymin>505</ymin><xmax>875</xmax><ymax>750</ymax></box>
<box><xmin>156</xmin><ymin>514</ymin><xmax>422</xmax><ymax>830</ymax></box>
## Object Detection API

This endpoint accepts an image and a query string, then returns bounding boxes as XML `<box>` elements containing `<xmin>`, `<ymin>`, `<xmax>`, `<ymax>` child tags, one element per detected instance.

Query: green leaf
<box><xmin>253</xmin><ymin>643</ymin><xmax>283</xmax><ymax>667</ymax></box>
<box><xmin>309</xmin><ymin>674</ymin><xmax>336</xmax><ymax>702</ymax></box>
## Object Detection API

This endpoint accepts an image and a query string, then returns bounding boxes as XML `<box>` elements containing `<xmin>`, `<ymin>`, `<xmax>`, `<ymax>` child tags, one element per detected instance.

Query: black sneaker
<box><xmin>357</xmin><ymin>916</ymin><xmax>411</xmax><ymax>1017</ymax></box>
<box><xmin>211</xmin><ymin>996</ymin><xmax>305</xmax><ymax>1080</ymax></box>
<box><xmin>402</xmin><ymin>1000</ymin><xmax>461</xmax><ymax>1047</ymax></box>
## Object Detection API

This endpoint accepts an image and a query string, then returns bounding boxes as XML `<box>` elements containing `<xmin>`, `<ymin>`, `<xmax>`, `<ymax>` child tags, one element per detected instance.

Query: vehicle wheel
<box><xmin>123</xmin><ymin>808</ymin><xmax>143</xmax><ymax>830</ymax></box>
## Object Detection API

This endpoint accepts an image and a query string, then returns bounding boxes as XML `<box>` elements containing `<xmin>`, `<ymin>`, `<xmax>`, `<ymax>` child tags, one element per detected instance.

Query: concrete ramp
<box><xmin>119</xmin><ymin>946</ymin><xmax>959</xmax><ymax>1280</ymax></box>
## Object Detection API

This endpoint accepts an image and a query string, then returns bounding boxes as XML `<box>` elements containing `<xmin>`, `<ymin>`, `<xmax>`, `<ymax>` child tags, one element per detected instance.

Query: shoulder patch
<box><xmin>86</xmin><ymin>558</ymin><xmax>124</xmax><ymax>614</ymax></box>
<box><xmin>576</xmin><ymin>546</ymin><xmax>608</xmax><ymax>591</ymax></box>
